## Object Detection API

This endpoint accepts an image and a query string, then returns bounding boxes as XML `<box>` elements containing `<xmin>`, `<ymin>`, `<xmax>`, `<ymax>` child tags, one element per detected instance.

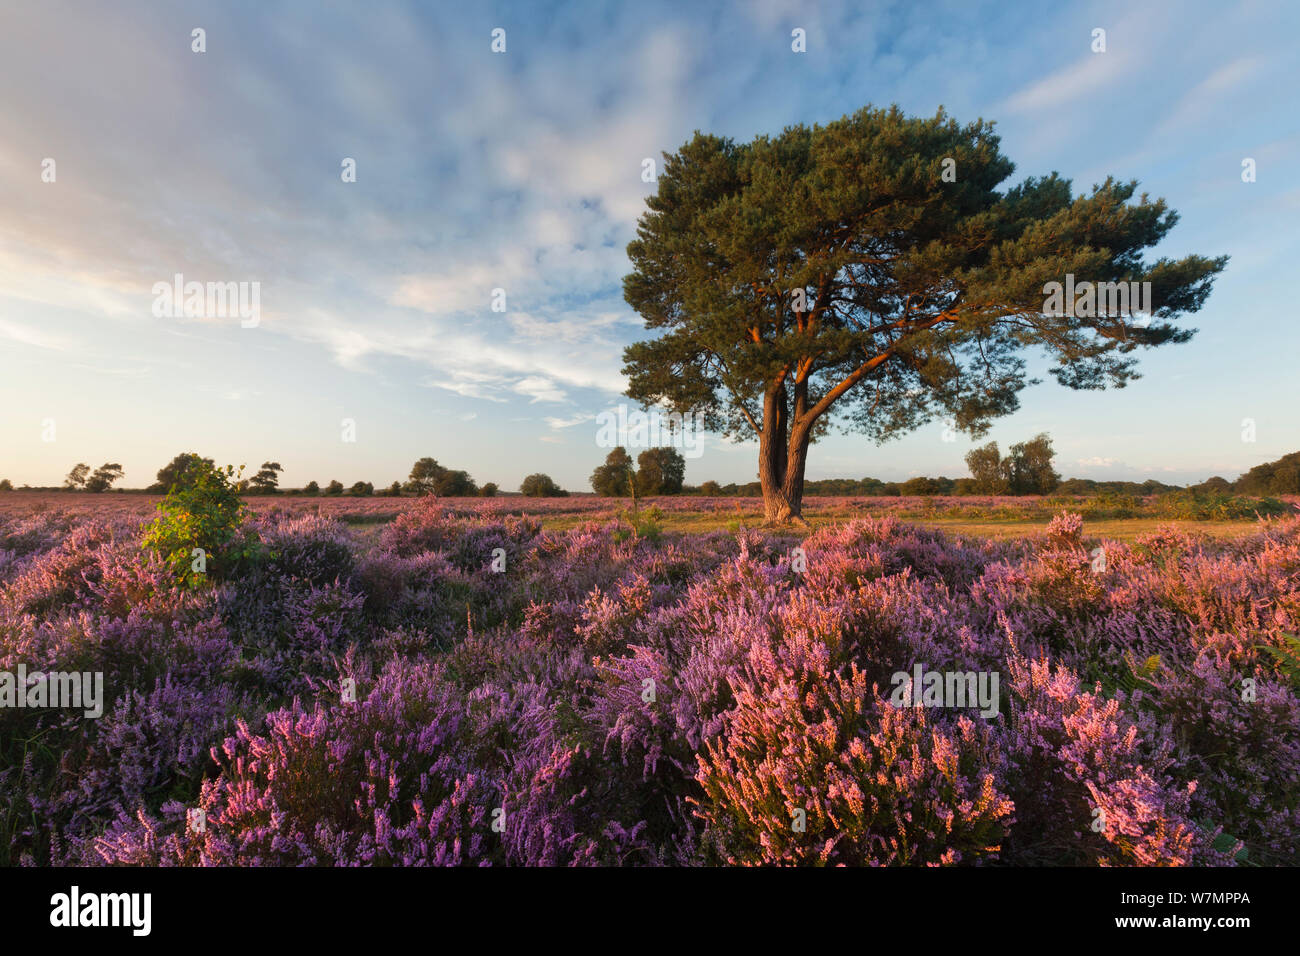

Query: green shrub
<box><xmin>142</xmin><ymin>461</ymin><xmax>258</xmax><ymax>588</ymax></box>
<box><xmin>614</xmin><ymin>505</ymin><xmax>664</xmax><ymax>544</ymax></box>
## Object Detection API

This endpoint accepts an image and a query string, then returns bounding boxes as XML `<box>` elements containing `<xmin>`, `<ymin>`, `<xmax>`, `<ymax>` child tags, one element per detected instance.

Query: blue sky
<box><xmin>1</xmin><ymin>0</ymin><xmax>1297</xmax><ymax>490</ymax></box>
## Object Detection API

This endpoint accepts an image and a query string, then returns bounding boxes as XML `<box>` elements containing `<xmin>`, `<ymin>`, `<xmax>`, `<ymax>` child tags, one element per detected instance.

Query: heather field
<box><xmin>2</xmin><ymin>495</ymin><xmax>1298</xmax><ymax>866</ymax></box>
<box><xmin>2</xmin><ymin>489</ymin><xmax>1295</xmax><ymax>536</ymax></box>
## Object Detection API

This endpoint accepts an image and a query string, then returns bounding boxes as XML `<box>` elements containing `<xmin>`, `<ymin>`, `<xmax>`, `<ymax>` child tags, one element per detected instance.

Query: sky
<box><xmin>1</xmin><ymin>0</ymin><xmax>1297</xmax><ymax>491</ymax></box>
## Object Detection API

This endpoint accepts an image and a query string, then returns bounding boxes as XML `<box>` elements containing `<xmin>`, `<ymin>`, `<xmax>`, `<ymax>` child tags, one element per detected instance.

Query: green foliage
<box><xmin>324</xmin><ymin>480</ymin><xmax>345</xmax><ymax>496</ymax></box>
<box><xmin>0</xmin><ymin>479</ymin><xmax>12</xmax><ymax>492</ymax></box>
<box><xmin>900</xmin><ymin>476</ymin><xmax>943</xmax><ymax>496</ymax></box>
<box><xmin>1005</xmin><ymin>434</ymin><xmax>1060</xmax><ymax>495</ymax></box>
<box><xmin>248</xmin><ymin>461</ymin><xmax>283</xmax><ymax>494</ymax></box>
<box><xmin>966</xmin><ymin>435</ymin><xmax>1060</xmax><ymax>496</ymax></box>
<box><xmin>152</xmin><ymin>452</ymin><xmax>215</xmax><ymax>493</ymax></box>
<box><xmin>965</xmin><ymin>441</ymin><xmax>1010</xmax><ymax>494</ymax></box>
<box><xmin>613</xmin><ymin>505</ymin><xmax>664</xmax><ymax>544</ymax></box>
<box><xmin>1233</xmin><ymin>450</ymin><xmax>1300</xmax><ymax>496</ymax></box>
<box><xmin>349</xmin><ymin>481</ymin><xmax>374</xmax><ymax>497</ymax></box>
<box><xmin>1097</xmin><ymin>653</ymin><xmax>1162</xmax><ymax>702</ymax></box>
<box><xmin>520</xmin><ymin>473</ymin><xmax>567</xmax><ymax>498</ymax></box>
<box><xmin>302</xmin><ymin>480</ymin><xmax>320</xmax><ymax>495</ymax></box>
<box><xmin>592</xmin><ymin>446</ymin><xmax>686</xmax><ymax>497</ymax></box>
<box><xmin>407</xmin><ymin>457</ymin><xmax>477</xmax><ymax>496</ymax></box>
<box><xmin>1261</xmin><ymin>633</ymin><xmax>1300</xmax><ymax>690</ymax></box>
<box><xmin>1151</xmin><ymin>489</ymin><xmax>1289</xmax><ymax>520</ymax></box>
<box><xmin>480</xmin><ymin>482</ymin><xmax>498</xmax><ymax>497</ymax></box>
<box><xmin>84</xmin><ymin>463</ymin><xmax>124</xmax><ymax>493</ymax></box>
<box><xmin>591</xmin><ymin>448</ymin><xmax>635</xmax><ymax>496</ymax></box>
<box><xmin>142</xmin><ymin>460</ymin><xmax>256</xmax><ymax>588</ymax></box>
<box><xmin>63</xmin><ymin>463</ymin><xmax>90</xmax><ymax>490</ymax></box>
<box><xmin>622</xmin><ymin>103</ymin><xmax>1225</xmax><ymax>517</ymax></box>
<box><xmin>635</xmin><ymin>446</ymin><xmax>686</xmax><ymax>496</ymax></box>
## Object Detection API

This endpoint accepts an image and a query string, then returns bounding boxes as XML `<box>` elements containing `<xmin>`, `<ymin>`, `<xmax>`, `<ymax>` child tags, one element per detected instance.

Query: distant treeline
<box><xmin>5</xmin><ymin>449</ymin><xmax>1298</xmax><ymax>499</ymax></box>
<box><xmin>691</xmin><ymin>476</ymin><xmax>1187</xmax><ymax>497</ymax></box>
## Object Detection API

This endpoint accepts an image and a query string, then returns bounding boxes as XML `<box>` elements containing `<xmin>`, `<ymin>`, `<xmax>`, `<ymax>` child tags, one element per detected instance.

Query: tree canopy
<box><xmin>622</xmin><ymin>104</ymin><xmax>1226</xmax><ymax>522</ymax></box>
<box><xmin>406</xmin><ymin>457</ymin><xmax>478</xmax><ymax>497</ymax></box>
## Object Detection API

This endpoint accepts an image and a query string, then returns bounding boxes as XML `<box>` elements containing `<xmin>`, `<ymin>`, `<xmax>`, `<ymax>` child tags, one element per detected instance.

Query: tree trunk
<box><xmin>758</xmin><ymin>384</ymin><xmax>812</xmax><ymax>525</ymax></box>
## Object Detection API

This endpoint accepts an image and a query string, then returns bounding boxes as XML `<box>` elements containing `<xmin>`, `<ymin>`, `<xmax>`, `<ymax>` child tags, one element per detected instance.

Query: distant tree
<box><xmin>1234</xmin><ymin>451</ymin><xmax>1300</xmax><ymax>496</ymax></box>
<box><xmin>520</xmin><ymin>473</ymin><xmax>567</xmax><ymax>498</ymax></box>
<box><xmin>248</xmin><ymin>461</ymin><xmax>283</xmax><ymax>494</ymax></box>
<box><xmin>952</xmin><ymin>477</ymin><xmax>977</xmax><ymax>495</ymax></box>
<box><xmin>438</xmin><ymin>470</ymin><xmax>478</xmax><ymax>497</ymax></box>
<box><xmin>0</xmin><ymin>479</ymin><xmax>12</xmax><ymax>492</ymax></box>
<box><xmin>635</xmin><ymin>447</ymin><xmax>686</xmax><ymax>496</ymax></box>
<box><xmin>325</xmin><ymin>480</ymin><xmax>345</xmax><ymax>496</ymax></box>
<box><xmin>700</xmin><ymin>480</ymin><xmax>722</xmax><ymax>497</ymax></box>
<box><xmin>1005</xmin><ymin>433</ymin><xmax>1060</xmax><ymax>495</ymax></box>
<box><xmin>385</xmin><ymin>481</ymin><xmax>403</xmax><ymax>497</ymax></box>
<box><xmin>591</xmin><ymin>448</ymin><xmax>636</xmax><ymax>497</ymax></box>
<box><xmin>480</xmin><ymin>482</ymin><xmax>499</xmax><ymax>497</ymax></box>
<box><xmin>1197</xmin><ymin>475</ymin><xmax>1232</xmax><ymax>493</ymax></box>
<box><xmin>84</xmin><ymin>463</ymin><xmax>125</xmax><ymax>493</ymax></box>
<box><xmin>349</xmin><ymin>481</ymin><xmax>374</xmax><ymax>497</ymax></box>
<box><xmin>302</xmin><ymin>480</ymin><xmax>320</xmax><ymax>495</ymax></box>
<box><xmin>965</xmin><ymin>442</ymin><xmax>1011</xmax><ymax>495</ymax></box>
<box><xmin>63</xmin><ymin>463</ymin><xmax>90</xmax><ymax>490</ymax></box>
<box><xmin>405</xmin><ymin>457</ymin><xmax>477</xmax><ymax>496</ymax></box>
<box><xmin>407</xmin><ymin>457</ymin><xmax>444</xmax><ymax>496</ymax></box>
<box><xmin>900</xmin><ymin>476</ymin><xmax>942</xmax><ymax>496</ymax></box>
<box><xmin>152</xmin><ymin>452</ymin><xmax>216</xmax><ymax>493</ymax></box>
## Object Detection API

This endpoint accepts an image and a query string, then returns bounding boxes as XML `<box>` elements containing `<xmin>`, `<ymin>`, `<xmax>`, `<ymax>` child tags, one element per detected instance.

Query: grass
<box><xmin>534</xmin><ymin>510</ymin><xmax>1260</xmax><ymax>541</ymax></box>
<box><xmin>1</xmin><ymin>490</ymin><xmax>1287</xmax><ymax>543</ymax></box>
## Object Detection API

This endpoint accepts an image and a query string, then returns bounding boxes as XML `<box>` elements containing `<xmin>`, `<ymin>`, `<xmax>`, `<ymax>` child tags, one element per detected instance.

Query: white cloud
<box><xmin>513</xmin><ymin>376</ymin><xmax>567</xmax><ymax>404</ymax></box>
<box><xmin>0</xmin><ymin>317</ymin><xmax>75</xmax><ymax>350</ymax></box>
<box><xmin>544</xmin><ymin>413</ymin><xmax>596</xmax><ymax>430</ymax></box>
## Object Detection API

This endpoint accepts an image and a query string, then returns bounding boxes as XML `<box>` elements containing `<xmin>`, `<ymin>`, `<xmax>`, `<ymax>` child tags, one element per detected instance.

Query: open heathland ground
<box><xmin>2</xmin><ymin>491</ymin><xmax>1295</xmax><ymax>540</ymax></box>
<box><xmin>2</xmin><ymin>494</ymin><xmax>1298</xmax><ymax>865</ymax></box>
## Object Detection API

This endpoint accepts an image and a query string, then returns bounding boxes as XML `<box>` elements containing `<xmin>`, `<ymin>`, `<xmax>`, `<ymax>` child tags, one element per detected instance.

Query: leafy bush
<box><xmin>520</xmin><ymin>473</ymin><xmax>567</xmax><ymax>497</ymax></box>
<box><xmin>141</xmin><ymin>461</ymin><xmax>256</xmax><ymax>588</ymax></box>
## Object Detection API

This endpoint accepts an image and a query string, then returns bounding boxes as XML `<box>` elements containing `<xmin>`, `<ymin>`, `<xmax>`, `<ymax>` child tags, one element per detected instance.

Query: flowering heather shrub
<box><xmin>695</xmin><ymin>652</ymin><xmax>1015</xmax><ymax>865</ymax></box>
<box><xmin>3</xmin><ymin>503</ymin><xmax>1299</xmax><ymax>866</ymax></box>
<box><xmin>1146</xmin><ymin>644</ymin><xmax>1300</xmax><ymax>863</ymax></box>
<box><xmin>996</xmin><ymin>652</ymin><xmax>1209</xmax><ymax>866</ymax></box>
<box><xmin>89</xmin><ymin>660</ymin><xmax>501</xmax><ymax>866</ymax></box>
<box><xmin>252</xmin><ymin>510</ymin><xmax>357</xmax><ymax>585</ymax></box>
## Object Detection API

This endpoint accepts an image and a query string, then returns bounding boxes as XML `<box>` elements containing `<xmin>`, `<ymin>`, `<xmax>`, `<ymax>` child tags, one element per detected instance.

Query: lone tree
<box><xmin>622</xmin><ymin>105</ymin><xmax>1225</xmax><ymax>523</ymax></box>
<box><xmin>64</xmin><ymin>463</ymin><xmax>90</xmax><ymax>490</ymax></box>
<box><xmin>248</xmin><ymin>461</ymin><xmax>283</xmax><ymax>494</ymax></box>
<box><xmin>406</xmin><ymin>457</ymin><xmax>477</xmax><ymax>497</ymax></box>
<box><xmin>85</xmin><ymin>463</ymin><xmax>125</xmax><ymax>493</ymax></box>
<box><xmin>520</xmin><ymin>473</ymin><xmax>567</xmax><ymax>498</ymax></box>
